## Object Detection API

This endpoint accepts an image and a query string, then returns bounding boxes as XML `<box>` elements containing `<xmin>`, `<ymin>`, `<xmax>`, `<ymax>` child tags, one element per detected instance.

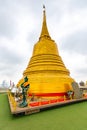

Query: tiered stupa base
<box><xmin>26</xmin><ymin>73</ymin><xmax>74</xmax><ymax>98</ymax></box>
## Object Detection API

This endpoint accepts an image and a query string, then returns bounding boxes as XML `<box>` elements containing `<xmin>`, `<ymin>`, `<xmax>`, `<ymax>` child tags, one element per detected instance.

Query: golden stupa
<box><xmin>20</xmin><ymin>7</ymin><xmax>74</xmax><ymax>97</ymax></box>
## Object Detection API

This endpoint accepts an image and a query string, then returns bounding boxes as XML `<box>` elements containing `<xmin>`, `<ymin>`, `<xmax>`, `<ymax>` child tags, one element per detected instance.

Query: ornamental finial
<box><xmin>43</xmin><ymin>5</ymin><xmax>45</xmax><ymax>9</ymax></box>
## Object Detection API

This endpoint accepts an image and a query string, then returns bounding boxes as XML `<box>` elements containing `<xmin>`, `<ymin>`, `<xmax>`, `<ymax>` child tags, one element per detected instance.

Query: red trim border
<box><xmin>28</xmin><ymin>92</ymin><xmax>67</xmax><ymax>97</ymax></box>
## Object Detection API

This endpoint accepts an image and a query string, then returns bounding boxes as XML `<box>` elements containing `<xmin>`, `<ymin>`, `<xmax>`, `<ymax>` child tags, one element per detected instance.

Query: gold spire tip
<box><xmin>43</xmin><ymin>5</ymin><xmax>45</xmax><ymax>11</ymax></box>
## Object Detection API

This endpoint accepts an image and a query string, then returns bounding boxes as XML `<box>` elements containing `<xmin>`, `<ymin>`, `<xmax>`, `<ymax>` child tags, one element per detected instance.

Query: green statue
<box><xmin>19</xmin><ymin>76</ymin><xmax>30</xmax><ymax>107</ymax></box>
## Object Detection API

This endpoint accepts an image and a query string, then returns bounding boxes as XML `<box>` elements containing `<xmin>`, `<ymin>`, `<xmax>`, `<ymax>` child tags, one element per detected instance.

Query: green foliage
<box><xmin>0</xmin><ymin>94</ymin><xmax>87</xmax><ymax>130</ymax></box>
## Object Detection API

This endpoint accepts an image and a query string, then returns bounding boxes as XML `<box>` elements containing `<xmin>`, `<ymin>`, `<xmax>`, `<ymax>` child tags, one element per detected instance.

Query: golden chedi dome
<box><xmin>23</xmin><ymin>6</ymin><xmax>74</xmax><ymax>97</ymax></box>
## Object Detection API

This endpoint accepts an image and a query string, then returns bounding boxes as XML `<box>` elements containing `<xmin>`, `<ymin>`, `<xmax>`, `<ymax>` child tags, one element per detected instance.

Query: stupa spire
<box><xmin>39</xmin><ymin>5</ymin><xmax>51</xmax><ymax>39</ymax></box>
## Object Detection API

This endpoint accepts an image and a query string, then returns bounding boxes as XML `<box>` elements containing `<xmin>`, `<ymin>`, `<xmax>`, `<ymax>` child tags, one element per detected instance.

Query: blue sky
<box><xmin>0</xmin><ymin>0</ymin><xmax>87</xmax><ymax>85</ymax></box>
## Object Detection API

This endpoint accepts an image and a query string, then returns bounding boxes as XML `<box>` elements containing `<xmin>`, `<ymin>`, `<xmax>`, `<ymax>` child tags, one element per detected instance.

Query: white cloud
<box><xmin>50</xmin><ymin>7</ymin><xmax>87</xmax><ymax>42</ymax></box>
<box><xmin>60</xmin><ymin>51</ymin><xmax>87</xmax><ymax>82</ymax></box>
